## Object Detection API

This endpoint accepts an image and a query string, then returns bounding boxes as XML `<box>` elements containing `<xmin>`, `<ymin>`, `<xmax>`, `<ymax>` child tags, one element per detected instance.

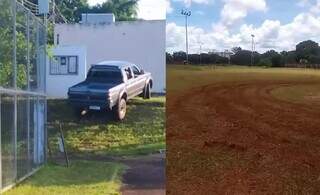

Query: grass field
<box><xmin>5</xmin><ymin>161</ymin><xmax>124</xmax><ymax>195</ymax></box>
<box><xmin>5</xmin><ymin>96</ymin><xmax>165</xmax><ymax>194</ymax></box>
<box><xmin>168</xmin><ymin>65</ymin><xmax>320</xmax><ymax>105</ymax></box>
<box><xmin>167</xmin><ymin>65</ymin><xmax>320</xmax><ymax>194</ymax></box>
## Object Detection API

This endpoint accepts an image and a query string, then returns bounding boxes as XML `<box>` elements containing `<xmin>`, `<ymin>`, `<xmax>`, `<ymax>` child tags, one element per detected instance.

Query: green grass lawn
<box><xmin>4</xmin><ymin>96</ymin><xmax>165</xmax><ymax>194</ymax></box>
<box><xmin>48</xmin><ymin>96</ymin><xmax>166</xmax><ymax>156</ymax></box>
<box><xmin>4</xmin><ymin>161</ymin><xmax>124</xmax><ymax>195</ymax></box>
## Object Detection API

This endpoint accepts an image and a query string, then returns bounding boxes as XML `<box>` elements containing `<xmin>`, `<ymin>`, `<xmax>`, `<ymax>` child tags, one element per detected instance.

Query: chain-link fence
<box><xmin>0</xmin><ymin>0</ymin><xmax>47</xmax><ymax>192</ymax></box>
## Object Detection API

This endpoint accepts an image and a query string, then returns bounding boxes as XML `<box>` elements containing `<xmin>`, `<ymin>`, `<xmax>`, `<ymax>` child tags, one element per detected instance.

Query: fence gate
<box><xmin>0</xmin><ymin>0</ymin><xmax>47</xmax><ymax>192</ymax></box>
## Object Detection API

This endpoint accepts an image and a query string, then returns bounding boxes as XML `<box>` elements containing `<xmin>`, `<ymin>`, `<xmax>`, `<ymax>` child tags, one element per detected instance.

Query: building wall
<box><xmin>46</xmin><ymin>46</ymin><xmax>87</xmax><ymax>98</ymax></box>
<box><xmin>54</xmin><ymin>20</ymin><xmax>166</xmax><ymax>93</ymax></box>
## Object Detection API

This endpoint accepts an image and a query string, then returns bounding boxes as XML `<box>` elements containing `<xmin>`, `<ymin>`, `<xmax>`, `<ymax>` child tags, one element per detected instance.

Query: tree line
<box><xmin>167</xmin><ymin>40</ymin><xmax>320</xmax><ymax>67</ymax></box>
<box><xmin>28</xmin><ymin>0</ymin><xmax>139</xmax><ymax>23</ymax></box>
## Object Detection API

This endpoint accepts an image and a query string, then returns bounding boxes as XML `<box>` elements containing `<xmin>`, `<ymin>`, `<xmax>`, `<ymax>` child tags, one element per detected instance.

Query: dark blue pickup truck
<box><xmin>68</xmin><ymin>61</ymin><xmax>153</xmax><ymax>120</ymax></box>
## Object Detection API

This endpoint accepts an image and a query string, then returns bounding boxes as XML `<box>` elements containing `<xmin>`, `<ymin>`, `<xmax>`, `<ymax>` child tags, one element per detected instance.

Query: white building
<box><xmin>47</xmin><ymin>46</ymin><xmax>87</xmax><ymax>98</ymax></box>
<box><xmin>47</xmin><ymin>14</ymin><xmax>166</xmax><ymax>98</ymax></box>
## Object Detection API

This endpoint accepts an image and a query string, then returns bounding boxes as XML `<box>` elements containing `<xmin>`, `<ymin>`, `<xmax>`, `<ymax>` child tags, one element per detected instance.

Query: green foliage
<box><xmin>55</xmin><ymin>0</ymin><xmax>89</xmax><ymax>23</ymax></box>
<box><xmin>0</xmin><ymin>0</ymin><xmax>14</xmax><ymax>87</ymax></box>
<box><xmin>296</xmin><ymin>40</ymin><xmax>320</xmax><ymax>62</ymax></box>
<box><xmin>54</xmin><ymin>0</ymin><xmax>139</xmax><ymax>23</ymax></box>
<box><xmin>258</xmin><ymin>58</ymin><xmax>272</xmax><ymax>67</ymax></box>
<box><xmin>167</xmin><ymin>40</ymin><xmax>320</xmax><ymax>68</ymax></box>
<box><xmin>89</xmin><ymin>0</ymin><xmax>139</xmax><ymax>21</ymax></box>
<box><xmin>169</xmin><ymin>51</ymin><xmax>229</xmax><ymax>65</ymax></box>
<box><xmin>271</xmin><ymin>54</ymin><xmax>283</xmax><ymax>67</ymax></box>
<box><xmin>230</xmin><ymin>50</ymin><xmax>260</xmax><ymax>65</ymax></box>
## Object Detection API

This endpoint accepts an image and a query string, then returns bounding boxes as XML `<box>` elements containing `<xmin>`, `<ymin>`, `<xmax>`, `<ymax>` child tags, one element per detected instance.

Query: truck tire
<box><xmin>143</xmin><ymin>83</ymin><xmax>151</xmax><ymax>99</ymax></box>
<box><xmin>113</xmin><ymin>98</ymin><xmax>127</xmax><ymax>121</ymax></box>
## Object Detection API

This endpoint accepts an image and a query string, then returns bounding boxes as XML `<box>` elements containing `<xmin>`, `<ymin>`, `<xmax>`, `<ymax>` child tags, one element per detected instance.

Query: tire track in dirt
<box><xmin>167</xmin><ymin>80</ymin><xmax>320</xmax><ymax>194</ymax></box>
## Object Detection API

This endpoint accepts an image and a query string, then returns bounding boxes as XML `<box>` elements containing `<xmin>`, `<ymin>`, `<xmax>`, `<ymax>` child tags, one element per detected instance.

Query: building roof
<box><xmin>94</xmin><ymin>60</ymin><xmax>134</xmax><ymax>68</ymax></box>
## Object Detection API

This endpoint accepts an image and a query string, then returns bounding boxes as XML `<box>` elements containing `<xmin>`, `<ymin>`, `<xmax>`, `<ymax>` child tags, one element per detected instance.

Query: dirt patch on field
<box><xmin>305</xmin><ymin>93</ymin><xmax>320</xmax><ymax>102</ymax></box>
<box><xmin>167</xmin><ymin>80</ymin><xmax>320</xmax><ymax>194</ymax></box>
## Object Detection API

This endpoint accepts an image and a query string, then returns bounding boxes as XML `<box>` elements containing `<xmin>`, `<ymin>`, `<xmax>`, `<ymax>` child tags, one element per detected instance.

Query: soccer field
<box><xmin>167</xmin><ymin>65</ymin><xmax>320</xmax><ymax>194</ymax></box>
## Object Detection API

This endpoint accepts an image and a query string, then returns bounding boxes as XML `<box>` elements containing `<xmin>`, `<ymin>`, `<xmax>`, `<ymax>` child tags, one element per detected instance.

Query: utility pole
<box><xmin>199</xmin><ymin>42</ymin><xmax>203</xmax><ymax>65</ymax></box>
<box><xmin>181</xmin><ymin>9</ymin><xmax>191</xmax><ymax>64</ymax></box>
<box><xmin>251</xmin><ymin>34</ymin><xmax>255</xmax><ymax>66</ymax></box>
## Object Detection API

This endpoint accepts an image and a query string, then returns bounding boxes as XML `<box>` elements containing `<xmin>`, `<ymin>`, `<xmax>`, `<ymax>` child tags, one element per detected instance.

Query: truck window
<box><xmin>132</xmin><ymin>66</ymin><xmax>141</xmax><ymax>77</ymax></box>
<box><xmin>87</xmin><ymin>67</ymin><xmax>123</xmax><ymax>84</ymax></box>
<box><xmin>124</xmin><ymin>67</ymin><xmax>133</xmax><ymax>80</ymax></box>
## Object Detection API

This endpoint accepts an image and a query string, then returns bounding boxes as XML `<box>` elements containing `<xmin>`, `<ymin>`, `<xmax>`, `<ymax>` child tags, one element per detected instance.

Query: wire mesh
<box><xmin>0</xmin><ymin>94</ymin><xmax>15</xmax><ymax>188</ymax></box>
<box><xmin>0</xmin><ymin>0</ymin><xmax>47</xmax><ymax>191</ymax></box>
<box><xmin>0</xmin><ymin>0</ymin><xmax>15</xmax><ymax>89</ymax></box>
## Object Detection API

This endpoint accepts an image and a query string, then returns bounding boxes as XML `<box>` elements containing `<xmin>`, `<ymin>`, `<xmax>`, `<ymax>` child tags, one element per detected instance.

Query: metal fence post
<box><xmin>26</xmin><ymin>10</ymin><xmax>31</xmax><ymax>172</ymax></box>
<box><xmin>0</xmin><ymin>93</ymin><xmax>2</xmax><ymax>191</ymax></box>
<box><xmin>13</xmin><ymin>0</ymin><xmax>18</xmax><ymax>183</ymax></box>
<box><xmin>44</xmin><ymin>13</ymin><xmax>48</xmax><ymax>164</ymax></box>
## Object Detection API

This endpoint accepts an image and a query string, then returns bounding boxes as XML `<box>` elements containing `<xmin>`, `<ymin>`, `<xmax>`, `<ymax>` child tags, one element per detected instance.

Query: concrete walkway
<box><xmin>121</xmin><ymin>154</ymin><xmax>166</xmax><ymax>195</ymax></box>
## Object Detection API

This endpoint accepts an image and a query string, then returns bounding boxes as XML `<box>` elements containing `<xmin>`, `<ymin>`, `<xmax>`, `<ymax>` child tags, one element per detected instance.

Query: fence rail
<box><xmin>285</xmin><ymin>64</ymin><xmax>320</xmax><ymax>69</ymax></box>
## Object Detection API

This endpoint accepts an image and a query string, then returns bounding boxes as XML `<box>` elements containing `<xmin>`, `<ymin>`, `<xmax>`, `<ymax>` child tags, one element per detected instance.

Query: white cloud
<box><xmin>166</xmin><ymin>0</ymin><xmax>174</xmax><ymax>14</ymax></box>
<box><xmin>137</xmin><ymin>0</ymin><xmax>167</xmax><ymax>20</ymax></box>
<box><xmin>297</xmin><ymin>0</ymin><xmax>311</xmax><ymax>7</ymax></box>
<box><xmin>87</xmin><ymin>0</ymin><xmax>166</xmax><ymax>20</ymax></box>
<box><xmin>310</xmin><ymin>0</ymin><xmax>320</xmax><ymax>14</ymax></box>
<box><xmin>220</xmin><ymin>0</ymin><xmax>267</xmax><ymax>26</ymax></box>
<box><xmin>166</xmin><ymin>12</ymin><xmax>320</xmax><ymax>53</ymax></box>
<box><xmin>174</xmin><ymin>0</ymin><xmax>213</xmax><ymax>7</ymax></box>
<box><xmin>167</xmin><ymin>0</ymin><xmax>320</xmax><ymax>53</ymax></box>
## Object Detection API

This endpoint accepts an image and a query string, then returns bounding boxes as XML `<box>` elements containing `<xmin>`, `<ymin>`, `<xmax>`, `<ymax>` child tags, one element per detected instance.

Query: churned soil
<box><xmin>167</xmin><ymin>80</ymin><xmax>320</xmax><ymax>194</ymax></box>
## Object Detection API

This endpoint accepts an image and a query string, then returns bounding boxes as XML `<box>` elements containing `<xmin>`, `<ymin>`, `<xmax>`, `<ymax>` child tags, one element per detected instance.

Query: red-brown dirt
<box><xmin>167</xmin><ymin>80</ymin><xmax>320</xmax><ymax>194</ymax></box>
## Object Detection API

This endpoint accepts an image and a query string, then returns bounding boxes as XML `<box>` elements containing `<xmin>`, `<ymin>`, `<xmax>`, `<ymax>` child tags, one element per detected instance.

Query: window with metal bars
<box><xmin>50</xmin><ymin>56</ymin><xmax>78</xmax><ymax>75</ymax></box>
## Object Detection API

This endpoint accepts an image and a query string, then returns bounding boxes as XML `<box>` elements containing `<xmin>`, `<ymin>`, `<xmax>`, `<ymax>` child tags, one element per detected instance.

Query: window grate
<box><xmin>50</xmin><ymin>56</ymin><xmax>78</xmax><ymax>75</ymax></box>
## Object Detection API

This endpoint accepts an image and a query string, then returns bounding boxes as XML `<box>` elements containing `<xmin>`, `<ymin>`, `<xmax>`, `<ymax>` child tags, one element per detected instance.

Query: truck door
<box><xmin>131</xmin><ymin>65</ymin><xmax>146</xmax><ymax>95</ymax></box>
<box><xmin>124</xmin><ymin>67</ymin><xmax>135</xmax><ymax>98</ymax></box>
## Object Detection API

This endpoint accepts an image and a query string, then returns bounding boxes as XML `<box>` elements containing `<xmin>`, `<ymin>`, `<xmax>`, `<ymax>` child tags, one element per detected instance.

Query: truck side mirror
<box><xmin>140</xmin><ymin>69</ymin><xmax>145</xmax><ymax>74</ymax></box>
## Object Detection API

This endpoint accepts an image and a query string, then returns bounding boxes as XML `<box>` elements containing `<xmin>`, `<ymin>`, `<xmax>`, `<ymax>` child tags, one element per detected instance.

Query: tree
<box><xmin>89</xmin><ymin>0</ymin><xmax>139</xmax><ymax>21</ymax></box>
<box><xmin>173</xmin><ymin>51</ymin><xmax>187</xmax><ymax>63</ymax></box>
<box><xmin>261</xmin><ymin>50</ymin><xmax>278</xmax><ymax>59</ymax></box>
<box><xmin>231</xmin><ymin>47</ymin><xmax>242</xmax><ymax>54</ymax></box>
<box><xmin>231</xmin><ymin>50</ymin><xmax>260</xmax><ymax>65</ymax></box>
<box><xmin>260</xmin><ymin>50</ymin><xmax>284</xmax><ymax>67</ymax></box>
<box><xmin>54</xmin><ymin>0</ymin><xmax>90</xmax><ymax>23</ymax></box>
<box><xmin>271</xmin><ymin>54</ymin><xmax>283</xmax><ymax>67</ymax></box>
<box><xmin>47</xmin><ymin>0</ymin><xmax>139</xmax><ymax>23</ymax></box>
<box><xmin>166</xmin><ymin>52</ymin><xmax>173</xmax><ymax>64</ymax></box>
<box><xmin>296</xmin><ymin>40</ymin><xmax>320</xmax><ymax>62</ymax></box>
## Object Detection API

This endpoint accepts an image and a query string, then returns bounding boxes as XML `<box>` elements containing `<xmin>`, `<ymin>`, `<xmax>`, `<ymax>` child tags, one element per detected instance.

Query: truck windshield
<box><xmin>86</xmin><ymin>68</ymin><xmax>123</xmax><ymax>84</ymax></box>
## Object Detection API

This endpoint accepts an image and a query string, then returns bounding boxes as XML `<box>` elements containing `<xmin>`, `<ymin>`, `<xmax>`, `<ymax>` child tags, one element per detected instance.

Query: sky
<box><xmin>87</xmin><ymin>0</ymin><xmax>167</xmax><ymax>20</ymax></box>
<box><xmin>166</xmin><ymin>0</ymin><xmax>320</xmax><ymax>53</ymax></box>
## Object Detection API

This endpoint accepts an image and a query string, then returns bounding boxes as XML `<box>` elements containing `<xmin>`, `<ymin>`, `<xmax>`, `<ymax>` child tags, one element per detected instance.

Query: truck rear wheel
<box><xmin>113</xmin><ymin>98</ymin><xmax>127</xmax><ymax>121</ymax></box>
